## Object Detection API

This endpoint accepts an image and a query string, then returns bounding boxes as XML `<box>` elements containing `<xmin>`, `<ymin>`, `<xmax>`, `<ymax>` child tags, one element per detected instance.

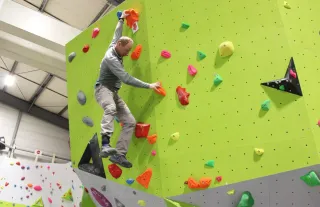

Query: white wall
<box><xmin>0</xmin><ymin>157</ymin><xmax>83</xmax><ymax>207</ymax></box>
<box><xmin>0</xmin><ymin>102</ymin><xmax>70</xmax><ymax>163</ymax></box>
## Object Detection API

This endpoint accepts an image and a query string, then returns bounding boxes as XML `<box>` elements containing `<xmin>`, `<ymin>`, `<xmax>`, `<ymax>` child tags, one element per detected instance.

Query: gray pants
<box><xmin>94</xmin><ymin>84</ymin><xmax>136</xmax><ymax>156</ymax></box>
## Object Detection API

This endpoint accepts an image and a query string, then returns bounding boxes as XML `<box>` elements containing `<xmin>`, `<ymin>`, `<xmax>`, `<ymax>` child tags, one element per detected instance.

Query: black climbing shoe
<box><xmin>99</xmin><ymin>145</ymin><xmax>117</xmax><ymax>158</ymax></box>
<box><xmin>109</xmin><ymin>154</ymin><xmax>132</xmax><ymax>168</ymax></box>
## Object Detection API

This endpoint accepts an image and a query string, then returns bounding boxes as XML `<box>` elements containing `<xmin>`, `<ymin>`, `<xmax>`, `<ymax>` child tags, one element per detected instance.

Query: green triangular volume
<box><xmin>164</xmin><ymin>198</ymin><xmax>199</xmax><ymax>207</ymax></box>
<box><xmin>237</xmin><ymin>191</ymin><xmax>254</xmax><ymax>207</ymax></box>
<box><xmin>32</xmin><ymin>196</ymin><xmax>44</xmax><ymax>207</ymax></box>
<box><xmin>62</xmin><ymin>188</ymin><xmax>74</xmax><ymax>201</ymax></box>
<box><xmin>300</xmin><ymin>171</ymin><xmax>320</xmax><ymax>187</ymax></box>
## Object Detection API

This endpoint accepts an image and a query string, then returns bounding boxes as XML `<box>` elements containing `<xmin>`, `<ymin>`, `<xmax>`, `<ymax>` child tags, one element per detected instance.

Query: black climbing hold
<box><xmin>77</xmin><ymin>91</ymin><xmax>86</xmax><ymax>105</ymax></box>
<box><xmin>261</xmin><ymin>57</ymin><xmax>302</xmax><ymax>96</ymax></box>
<box><xmin>114</xmin><ymin>198</ymin><xmax>125</xmax><ymax>207</ymax></box>
<box><xmin>133</xmin><ymin>191</ymin><xmax>136</xmax><ymax>195</ymax></box>
<box><xmin>68</xmin><ymin>52</ymin><xmax>76</xmax><ymax>63</ymax></box>
<box><xmin>82</xmin><ymin>117</ymin><xmax>94</xmax><ymax>127</ymax></box>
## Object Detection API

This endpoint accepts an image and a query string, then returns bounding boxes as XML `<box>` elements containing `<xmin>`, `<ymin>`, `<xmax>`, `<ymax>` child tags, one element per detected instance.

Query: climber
<box><xmin>94</xmin><ymin>11</ymin><xmax>160</xmax><ymax>168</ymax></box>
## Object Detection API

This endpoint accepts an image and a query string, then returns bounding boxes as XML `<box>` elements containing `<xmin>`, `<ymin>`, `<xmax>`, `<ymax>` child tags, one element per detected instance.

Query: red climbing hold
<box><xmin>131</xmin><ymin>44</ymin><xmax>142</xmax><ymax>60</ymax></box>
<box><xmin>135</xmin><ymin>123</ymin><xmax>150</xmax><ymax>138</ymax></box>
<box><xmin>136</xmin><ymin>168</ymin><xmax>152</xmax><ymax>189</ymax></box>
<box><xmin>176</xmin><ymin>86</ymin><xmax>190</xmax><ymax>106</ymax></box>
<box><xmin>147</xmin><ymin>134</ymin><xmax>157</xmax><ymax>144</ymax></box>
<box><xmin>16</xmin><ymin>162</ymin><xmax>20</xmax><ymax>166</ymax></box>
<box><xmin>289</xmin><ymin>69</ymin><xmax>297</xmax><ymax>78</ymax></box>
<box><xmin>108</xmin><ymin>164</ymin><xmax>122</xmax><ymax>179</ymax></box>
<box><xmin>317</xmin><ymin>120</ymin><xmax>320</xmax><ymax>126</ymax></box>
<box><xmin>123</xmin><ymin>9</ymin><xmax>139</xmax><ymax>28</ymax></box>
<box><xmin>5</xmin><ymin>182</ymin><xmax>9</xmax><ymax>187</ymax></box>
<box><xmin>82</xmin><ymin>44</ymin><xmax>90</xmax><ymax>53</ymax></box>
<box><xmin>21</xmin><ymin>177</ymin><xmax>25</xmax><ymax>181</ymax></box>
<box><xmin>215</xmin><ymin>176</ymin><xmax>222</xmax><ymax>183</ymax></box>
<box><xmin>186</xmin><ymin>177</ymin><xmax>199</xmax><ymax>189</ymax></box>
<box><xmin>84</xmin><ymin>187</ymin><xmax>88</xmax><ymax>193</ymax></box>
<box><xmin>92</xmin><ymin>28</ymin><xmax>100</xmax><ymax>38</ymax></box>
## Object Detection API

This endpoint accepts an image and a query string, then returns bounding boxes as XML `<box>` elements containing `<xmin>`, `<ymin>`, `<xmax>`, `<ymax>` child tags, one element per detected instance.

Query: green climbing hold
<box><xmin>197</xmin><ymin>51</ymin><xmax>206</xmax><ymax>60</ymax></box>
<box><xmin>205</xmin><ymin>160</ymin><xmax>215</xmax><ymax>167</ymax></box>
<box><xmin>237</xmin><ymin>191</ymin><xmax>254</xmax><ymax>207</ymax></box>
<box><xmin>300</xmin><ymin>171</ymin><xmax>320</xmax><ymax>187</ymax></box>
<box><xmin>279</xmin><ymin>85</ymin><xmax>285</xmax><ymax>91</ymax></box>
<box><xmin>213</xmin><ymin>74</ymin><xmax>223</xmax><ymax>86</ymax></box>
<box><xmin>181</xmin><ymin>22</ymin><xmax>190</xmax><ymax>29</ymax></box>
<box><xmin>261</xmin><ymin>99</ymin><xmax>271</xmax><ymax>111</ymax></box>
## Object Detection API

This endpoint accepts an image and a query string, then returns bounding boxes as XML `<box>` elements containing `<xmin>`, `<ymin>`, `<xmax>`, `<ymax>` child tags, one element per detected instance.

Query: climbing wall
<box><xmin>75</xmin><ymin>168</ymin><xmax>167</xmax><ymax>207</ymax></box>
<box><xmin>169</xmin><ymin>164</ymin><xmax>320</xmax><ymax>207</ymax></box>
<box><xmin>66</xmin><ymin>0</ymin><xmax>320</xmax><ymax>203</ymax></box>
<box><xmin>0</xmin><ymin>157</ymin><xmax>85</xmax><ymax>206</ymax></box>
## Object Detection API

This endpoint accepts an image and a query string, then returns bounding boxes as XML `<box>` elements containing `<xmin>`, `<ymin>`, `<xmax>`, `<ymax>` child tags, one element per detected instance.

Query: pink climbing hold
<box><xmin>151</xmin><ymin>150</ymin><xmax>156</xmax><ymax>156</ymax></box>
<box><xmin>188</xmin><ymin>65</ymin><xmax>197</xmax><ymax>76</ymax></box>
<box><xmin>317</xmin><ymin>120</ymin><xmax>320</xmax><ymax>126</ymax></box>
<box><xmin>47</xmin><ymin>166</ymin><xmax>50</xmax><ymax>170</ymax></box>
<box><xmin>289</xmin><ymin>69</ymin><xmax>297</xmax><ymax>78</ymax></box>
<box><xmin>21</xmin><ymin>166</ymin><xmax>25</xmax><ymax>170</ymax></box>
<box><xmin>48</xmin><ymin>197</ymin><xmax>52</xmax><ymax>203</ymax></box>
<box><xmin>161</xmin><ymin>50</ymin><xmax>171</xmax><ymax>58</ymax></box>
<box><xmin>92</xmin><ymin>28</ymin><xmax>100</xmax><ymax>38</ymax></box>
<box><xmin>34</xmin><ymin>185</ymin><xmax>42</xmax><ymax>191</ymax></box>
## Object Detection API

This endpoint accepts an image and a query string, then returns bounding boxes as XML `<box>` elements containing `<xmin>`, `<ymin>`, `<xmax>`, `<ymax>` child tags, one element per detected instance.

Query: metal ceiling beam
<box><xmin>0</xmin><ymin>90</ymin><xmax>68</xmax><ymax>130</ymax></box>
<box><xmin>2</xmin><ymin>60</ymin><xmax>18</xmax><ymax>92</ymax></box>
<box><xmin>27</xmin><ymin>74</ymin><xmax>53</xmax><ymax>112</ymax></box>
<box><xmin>58</xmin><ymin>105</ymin><xmax>68</xmax><ymax>116</ymax></box>
<box><xmin>39</xmin><ymin>0</ymin><xmax>49</xmax><ymax>12</ymax></box>
<box><xmin>89</xmin><ymin>3</ymin><xmax>112</xmax><ymax>26</ymax></box>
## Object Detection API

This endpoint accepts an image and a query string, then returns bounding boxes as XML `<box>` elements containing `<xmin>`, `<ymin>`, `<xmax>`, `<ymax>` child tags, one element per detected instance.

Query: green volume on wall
<box><xmin>66</xmin><ymin>0</ymin><xmax>320</xmax><ymax>198</ymax></box>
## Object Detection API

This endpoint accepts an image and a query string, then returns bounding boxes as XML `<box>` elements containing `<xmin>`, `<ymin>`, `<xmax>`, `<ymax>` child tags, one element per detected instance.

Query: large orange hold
<box><xmin>154</xmin><ymin>82</ymin><xmax>166</xmax><ymax>96</ymax></box>
<box><xmin>199</xmin><ymin>177</ymin><xmax>212</xmax><ymax>188</ymax></box>
<box><xmin>131</xmin><ymin>44</ymin><xmax>142</xmax><ymax>60</ymax></box>
<box><xmin>147</xmin><ymin>134</ymin><xmax>157</xmax><ymax>144</ymax></box>
<box><xmin>187</xmin><ymin>177</ymin><xmax>200</xmax><ymax>189</ymax></box>
<box><xmin>124</xmin><ymin>9</ymin><xmax>139</xmax><ymax>28</ymax></box>
<box><xmin>136</xmin><ymin>168</ymin><xmax>152</xmax><ymax>189</ymax></box>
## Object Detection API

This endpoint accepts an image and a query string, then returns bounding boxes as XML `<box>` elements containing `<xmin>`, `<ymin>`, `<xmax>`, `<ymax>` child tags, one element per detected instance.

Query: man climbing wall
<box><xmin>94</xmin><ymin>10</ymin><xmax>160</xmax><ymax>168</ymax></box>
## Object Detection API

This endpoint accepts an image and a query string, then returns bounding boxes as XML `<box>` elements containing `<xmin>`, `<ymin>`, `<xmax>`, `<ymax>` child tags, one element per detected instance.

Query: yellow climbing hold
<box><xmin>254</xmin><ymin>148</ymin><xmax>264</xmax><ymax>156</ymax></box>
<box><xmin>284</xmin><ymin>1</ymin><xmax>291</xmax><ymax>9</ymax></box>
<box><xmin>138</xmin><ymin>200</ymin><xmax>146</xmax><ymax>206</ymax></box>
<box><xmin>10</xmin><ymin>162</ymin><xmax>14</xmax><ymax>166</ymax></box>
<box><xmin>219</xmin><ymin>41</ymin><xmax>234</xmax><ymax>57</ymax></box>
<box><xmin>227</xmin><ymin>189</ymin><xmax>235</xmax><ymax>195</ymax></box>
<box><xmin>170</xmin><ymin>132</ymin><xmax>180</xmax><ymax>141</ymax></box>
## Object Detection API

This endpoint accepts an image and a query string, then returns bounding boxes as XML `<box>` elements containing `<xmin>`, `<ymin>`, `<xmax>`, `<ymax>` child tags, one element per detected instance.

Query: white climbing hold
<box><xmin>77</xmin><ymin>91</ymin><xmax>86</xmax><ymax>105</ymax></box>
<box><xmin>82</xmin><ymin>116</ymin><xmax>94</xmax><ymax>127</ymax></box>
<box><xmin>68</xmin><ymin>52</ymin><xmax>76</xmax><ymax>63</ymax></box>
<box><xmin>219</xmin><ymin>41</ymin><xmax>234</xmax><ymax>57</ymax></box>
<box><xmin>254</xmin><ymin>148</ymin><xmax>264</xmax><ymax>156</ymax></box>
<box><xmin>170</xmin><ymin>132</ymin><xmax>180</xmax><ymax>141</ymax></box>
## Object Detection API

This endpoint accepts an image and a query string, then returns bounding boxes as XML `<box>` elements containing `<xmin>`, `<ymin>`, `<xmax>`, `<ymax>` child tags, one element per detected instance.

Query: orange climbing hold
<box><xmin>131</xmin><ymin>44</ymin><xmax>142</xmax><ymax>60</ymax></box>
<box><xmin>186</xmin><ymin>177</ymin><xmax>212</xmax><ymax>189</ymax></box>
<box><xmin>27</xmin><ymin>183</ymin><xmax>33</xmax><ymax>188</ymax></box>
<box><xmin>187</xmin><ymin>177</ymin><xmax>200</xmax><ymax>189</ymax></box>
<box><xmin>136</xmin><ymin>168</ymin><xmax>152</xmax><ymax>189</ymax></box>
<box><xmin>124</xmin><ymin>9</ymin><xmax>139</xmax><ymax>28</ymax></box>
<box><xmin>199</xmin><ymin>177</ymin><xmax>212</xmax><ymax>188</ymax></box>
<box><xmin>154</xmin><ymin>82</ymin><xmax>166</xmax><ymax>96</ymax></box>
<box><xmin>147</xmin><ymin>134</ymin><xmax>157</xmax><ymax>144</ymax></box>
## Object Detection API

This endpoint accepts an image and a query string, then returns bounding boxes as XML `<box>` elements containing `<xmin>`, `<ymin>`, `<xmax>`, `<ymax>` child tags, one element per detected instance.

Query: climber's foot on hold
<box><xmin>99</xmin><ymin>145</ymin><xmax>117</xmax><ymax>158</ymax></box>
<box><xmin>109</xmin><ymin>154</ymin><xmax>132</xmax><ymax>168</ymax></box>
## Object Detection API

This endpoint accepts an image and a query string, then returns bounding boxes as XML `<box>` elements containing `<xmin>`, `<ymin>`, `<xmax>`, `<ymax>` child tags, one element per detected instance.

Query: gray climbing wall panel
<box><xmin>169</xmin><ymin>165</ymin><xmax>320</xmax><ymax>207</ymax></box>
<box><xmin>75</xmin><ymin>169</ymin><xmax>167</xmax><ymax>207</ymax></box>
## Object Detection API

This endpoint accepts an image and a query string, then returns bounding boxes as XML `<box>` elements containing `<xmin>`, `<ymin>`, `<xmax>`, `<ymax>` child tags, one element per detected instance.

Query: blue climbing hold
<box><xmin>114</xmin><ymin>116</ymin><xmax>120</xmax><ymax>123</ymax></box>
<box><xmin>117</xmin><ymin>11</ymin><xmax>123</xmax><ymax>19</ymax></box>
<box><xmin>82</xmin><ymin>116</ymin><xmax>94</xmax><ymax>127</ymax></box>
<box><xmin>126</xmin><ymin>178</ymin><xmax>134</xmax><ymax>185</ymax></box>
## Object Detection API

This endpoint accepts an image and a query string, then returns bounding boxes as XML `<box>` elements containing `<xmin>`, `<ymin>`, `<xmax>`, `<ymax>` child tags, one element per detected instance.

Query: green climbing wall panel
<box><xmin>66</xmin><ymin>0</ymin><xmax>320</xmax><ymax>198</ymax></box>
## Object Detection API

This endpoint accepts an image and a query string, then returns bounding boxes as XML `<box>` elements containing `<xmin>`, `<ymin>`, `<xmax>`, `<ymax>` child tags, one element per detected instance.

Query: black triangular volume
<box><xmin>261</xmin><ymin>57</ymin><xmax>303</xmax><ymax>96</ymax></box>
<box><xmin>78</xmin><ymin>133</ymin><xmax>106</xmax><ymax>178</ymax></box>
